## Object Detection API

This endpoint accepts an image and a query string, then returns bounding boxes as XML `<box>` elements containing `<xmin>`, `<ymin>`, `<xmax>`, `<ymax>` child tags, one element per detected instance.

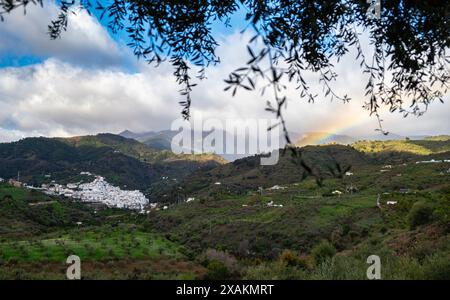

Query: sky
<box><xmin>0</xmin><ymin>0</ymin><xmax>449</xmax><ymax>143</ymax></box>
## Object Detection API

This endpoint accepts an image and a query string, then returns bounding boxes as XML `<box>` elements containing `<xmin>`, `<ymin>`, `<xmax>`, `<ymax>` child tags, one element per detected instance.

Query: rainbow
<box><xmin>297</xmin><ymin>113</ymin><xmax>370</xmax><ymax>145</ymax></box>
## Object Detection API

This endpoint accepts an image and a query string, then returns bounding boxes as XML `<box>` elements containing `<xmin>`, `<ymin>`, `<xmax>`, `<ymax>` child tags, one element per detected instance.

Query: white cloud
<box><xmin>0</xmin><ymin>59</ymin><xmax>181</xmax><ymax>139</ymax></box>
<box><xmin>0</xmin><ymin>0</ymin><xmax>132</xmax><ymax>68</ymax></box>
<box><xmin>0</xmin><ymin>15</ymin><xmax>448</xmax><ymax>143</ymax></box>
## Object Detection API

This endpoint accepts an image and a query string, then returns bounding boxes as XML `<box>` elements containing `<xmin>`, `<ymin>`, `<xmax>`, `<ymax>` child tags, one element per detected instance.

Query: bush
<box><xmin>422</xmin><ymin>253</ymin><xmax>450</xmax><ymax>280</ymax></box>
<box><xmin>408</xmin><ymin>201</ymin><xmax>434</xmax><ymax>229</ymax></box>
<box><xmin>307</xmin><ymin>256</ymin><xmax>366</xmax><ymax>280</ymax></box>
<box><xmin>277</xmin><ymin>249</ymin><xmax>312</xmax><ymax>270</ymax></box>
<box><xmin>204</xmin><ymin>249</ymin><xmax>238</xmax><ymax>273</ymax></box>
<box><xmin>204</xmin><ymin>260</ymin><xmax>231</xmax><ymax>280</ymax></box>
<box><xmin>311</xmin><ymin>240</ymin><xmax>336</xmax><ymax>265</ymax></box>
<box><xmin>279</xmin><ymin>250</ymin><xmax>298</xmax><ymax>267</ymax></box>
<box><xmin>296</xmin><ymin>254</ymin><xmax>313</xmax><ymax>270</ymax></box>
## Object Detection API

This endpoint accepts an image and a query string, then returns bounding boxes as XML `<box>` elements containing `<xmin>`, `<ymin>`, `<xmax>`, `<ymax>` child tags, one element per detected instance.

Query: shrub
<box><xmin>408</xmin><ymin>201</ymin><xmax>434</xmax><ymax>229</ymax></box>
<box><xmin>307</xmin><ymin>256</ymin><xmax>366</xmax><ymax>280</ymax></box>
<box><xmin>204</xmin><ymin>260</ymin><xmax>231</xmax><ymax>280</ymax></box>
<box><xmin>296</xmin><ymin>254</ymin><xmax>313</xmax><ymax>270</ymax></box>
<box><xmin>204</xmin><ymin>249</ymin><xmax>239</xmax><ymax>275</ymax></box>
<box><xmin>277</xmin><ymin>249</ymin><xmax>311</xmax><ymax>268</ymax></box>
<box><xmin>311</xmin><ymin>240</ymin><xmax>336</xmax><ymax>265</ymax></box>
<box><xmin>422</xmin><ymin>253</ymin><xmax>450</xmax><ymax>280</ymax></box>
<box><xmin>279</xmin><ymin>249</ymin><xmax>298</xmax><ymax>267</ymax></box>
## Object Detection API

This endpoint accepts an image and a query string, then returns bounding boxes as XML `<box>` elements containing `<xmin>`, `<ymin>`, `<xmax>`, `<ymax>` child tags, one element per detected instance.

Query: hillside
<box><xmin>0</xmin><ymin>184</ymin><xmax>205</xmax><ymax>279</ymax></box>
<box><xmin>158</xmin><ymin>138</ymin><xmax>450</xmax><ymax>201</ymax></box>
<box><xmin>163</xmin><ymin>144</ymin><xmax>375</xmax><ymax>199</ymax></box>
<box><xmin>424</xmin><ymin>135</ymin><xmax>450</xmax><ymax>141</ymax></box>
<box><xmin>148</xmin><ymin>158</ymin><xmax>450</xmax><ymax>279</ymax></box>
<box><xmin>119</xmin><ymin>130</ymin><xmax>180</xmax><ymax>151</ymax></box>
<box><xmin>120</xmin><ymin>129</ymin><xmax>285</xmax><ymax>162</ymax></box>
<box><xmin>352</xmin><ymin>137</ymin><xmax>450</xmax><ymax>156</ymax></box>
<box><xmin>0</xmin><ymin>183</ymin><xmax>97</xmax><ymax>237</ymax></box>
<box><xmin>0</xmin><ymin>137</ymin><xmax>161</xmax><ymax>190</ymax></box>
<box><xmin>61</xmin><ymin>133</ymin><xmax>226</xmax><ymax>164</ymax></box>
<box><xmin>0</xmin><ymin>136</ymin><xmax>223</xmax><ymax>196</ymax></box>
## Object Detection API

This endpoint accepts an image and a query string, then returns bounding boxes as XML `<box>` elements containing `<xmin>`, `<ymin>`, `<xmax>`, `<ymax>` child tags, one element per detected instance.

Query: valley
<box><xmin>0</xmin><ymin>134</ymin><xmax>449</xmax><ymax>279</ymax></box>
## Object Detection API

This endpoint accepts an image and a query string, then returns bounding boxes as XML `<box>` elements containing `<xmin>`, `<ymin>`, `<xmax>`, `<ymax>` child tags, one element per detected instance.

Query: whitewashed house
<box><xmin>332</xmin><ymin>190</ymin><xmax>343</xmax><ymax>196</ymax></box>
<box><xmin>268</xmin><ymin>185</ymin><xmax>285</xmax><ymax>190</ymax></box>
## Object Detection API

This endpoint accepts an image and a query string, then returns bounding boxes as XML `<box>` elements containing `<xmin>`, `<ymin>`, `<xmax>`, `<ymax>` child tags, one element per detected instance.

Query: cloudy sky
<box><xmin>0</xmin><ymin>1</ymin><xmax>449</xmax><ymax>143</ymax></box>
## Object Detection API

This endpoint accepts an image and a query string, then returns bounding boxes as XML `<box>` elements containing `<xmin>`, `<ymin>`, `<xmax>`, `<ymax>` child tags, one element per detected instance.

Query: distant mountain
<box><xmin>60</xmin><ymin>133</ymin><xmax>170</xmax><ymax>163</ymax></box>
<box><xmin>62</xmin><ymin>133</ymin><xmax>226</xmax><ymax>164</ymax></box>
<box><xmin>119</xmin><ymin>130</ymin><xmax>140</xmax><ymax>139</ymax></box>
<box><xmin>408</xmin><ymin>135</ymin><xmax>430</xmax><ymax>140</ymax></box>
<box><xmin>355</xmin><ymin>132</ymin><xmax>408</xmax><ymax>141</ymax></box>
<box><xmin>120</xmin><ymin>129</ymin><xmax>284</xmax><ymax>162</ymax></box>
<box><xmin>119</xmin><ymin>130</ymin><xmax>178</xmax><ymax>151</ymax></box>
<box><xmin>2</xmin><ymin>134</ymin><xmax>449</xmax><ymax>203</ymax></box>
<box><xmin>424</xmin><ymin>135</ymin><xmax>450</xmax><ymax>141</ymax></box>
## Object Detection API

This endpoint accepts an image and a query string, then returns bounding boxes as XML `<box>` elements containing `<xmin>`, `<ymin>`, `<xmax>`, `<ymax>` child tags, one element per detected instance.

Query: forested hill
<box><xmin>166</xmin><ymin>139</ymin><xmax>450</xmax><ymax>199</ymax></box>
<box><xmin>0</xmin><ymin>135</ymin><xmax>224</xmax><ymax>192</ymax></box>
<box><xmin>59</xmin><ymin>133</ymin><xmax>227</xmax><ymax>164</ymax></box>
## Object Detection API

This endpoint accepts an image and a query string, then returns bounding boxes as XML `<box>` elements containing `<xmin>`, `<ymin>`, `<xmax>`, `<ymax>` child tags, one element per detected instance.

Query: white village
<box><xmin>41</xmin><ymin>173</ymin><xmax>150</xmax><ymax>211</ymax></box>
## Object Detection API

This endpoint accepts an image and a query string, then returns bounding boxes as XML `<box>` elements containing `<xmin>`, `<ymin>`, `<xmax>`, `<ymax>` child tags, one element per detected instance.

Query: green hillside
<box><xmin>0</xmin><ymin>184</ymin><xmax>205</xmax><ymax>279</ymax></box>
<box><xmin>0</xmin><ymin>135</ymin><xmax>224</xmax><ymax>196</ymax></box>
<box><xmin>60</xmin><ymin>133</ymin><xmax>226</xmax><ymax>164</ymax></box>
<box><xmin>149</xmin><ymin>159</ymin><xmax>450</xmax><ymax>279</ymax></box>
<box><xmin>352</xmin><ymin>137</ymin><xmax>450</xmax><ymax>156</ymax></box>
<box><xmin>0</xmin><ymin>183</ymin><xmax>96</xmax><ymax>237</ymax></box>
<box><xmin>0</xmin><ymin>137</ymin><xmax>162</xmax><ymax>190</ymax></box>
<box><xmin>168</xmin><ymin>144</ymin><xmax>375</xmax><ymax>198</ymax></box>
<box><xmin>159</xmin><ymin>140</ymin><xmax>450</xmax><ymax>200</ymax></box>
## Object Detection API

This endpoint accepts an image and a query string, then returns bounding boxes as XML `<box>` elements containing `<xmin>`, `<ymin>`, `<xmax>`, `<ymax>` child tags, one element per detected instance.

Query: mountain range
<box><xmin>119</xmin><ymin>129</ymin><xmax>437</xmax><ymax>161</ymax></box>
<box><xmin>0</xmin><ymin>133</ymin><xmax>225</xmax><ymax>200</ymax></box>
<box><xmin>1</xmin><ymin>131</ymin><xmax>449</xmax><ymax>202</ymax></box>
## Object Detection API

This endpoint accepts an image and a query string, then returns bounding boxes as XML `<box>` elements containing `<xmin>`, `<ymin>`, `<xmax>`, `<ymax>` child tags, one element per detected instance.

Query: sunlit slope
<box><xmin>352</xmin><ymin>137</ymin><xmax>450</xmax><ymax>155</ymax></box>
